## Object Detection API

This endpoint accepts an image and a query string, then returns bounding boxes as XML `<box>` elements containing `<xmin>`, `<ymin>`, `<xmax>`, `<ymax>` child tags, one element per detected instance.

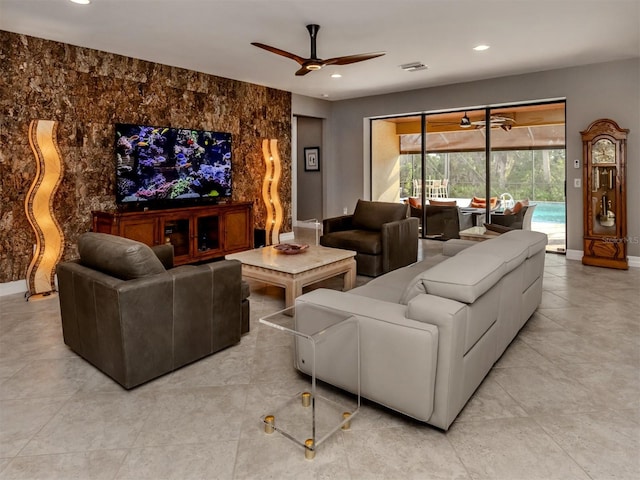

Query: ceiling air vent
<box><xmin>400</xmin><ymin>62</ymin><xmax>428</xmax><ymax>72</ymax></box>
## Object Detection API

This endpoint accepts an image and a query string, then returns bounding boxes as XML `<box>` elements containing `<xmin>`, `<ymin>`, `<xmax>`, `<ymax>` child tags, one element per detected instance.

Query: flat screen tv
<box><xmin>115</xmin><ymin>123</ymin><xmax>232</xmax><ymax>207</ymax></box>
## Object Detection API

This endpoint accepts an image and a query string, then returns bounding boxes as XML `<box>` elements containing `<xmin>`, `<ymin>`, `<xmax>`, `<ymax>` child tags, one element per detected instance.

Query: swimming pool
<box><xmin>532</xmin><ymin>202</ymin><xmax>565</xmax><ymax>224</ymax></box>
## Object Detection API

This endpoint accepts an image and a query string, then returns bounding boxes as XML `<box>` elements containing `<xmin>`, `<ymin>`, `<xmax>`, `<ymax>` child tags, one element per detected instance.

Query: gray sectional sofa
<box><xmin>294</xmin><ymin>229</ymin><xmax>547</xmax><ymax>430</ymax></box>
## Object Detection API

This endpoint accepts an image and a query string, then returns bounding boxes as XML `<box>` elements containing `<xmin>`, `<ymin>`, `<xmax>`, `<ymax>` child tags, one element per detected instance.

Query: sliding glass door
<box><xmin>370</xmin><ymin>101</ymin><xmax>566</xmax><ymax>251</ymax></box>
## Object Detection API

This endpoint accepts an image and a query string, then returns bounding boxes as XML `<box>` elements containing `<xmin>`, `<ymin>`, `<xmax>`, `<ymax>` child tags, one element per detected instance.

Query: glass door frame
<box><xmin>369</xmin><ymin>100</ymin><xmax>567</xmax><ymax>249</ymax></box>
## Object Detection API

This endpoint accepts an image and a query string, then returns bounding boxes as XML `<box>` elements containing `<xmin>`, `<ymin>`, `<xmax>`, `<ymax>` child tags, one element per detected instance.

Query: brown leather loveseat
<box><xmin>320</xmin><ymin>199</ymin><xmax>418</xmax><ymax>277</ymax></box>
<box><xmin>57</xmin><ymin>232</ymin><xmax>249</xmax><ymax>389</ymax></box>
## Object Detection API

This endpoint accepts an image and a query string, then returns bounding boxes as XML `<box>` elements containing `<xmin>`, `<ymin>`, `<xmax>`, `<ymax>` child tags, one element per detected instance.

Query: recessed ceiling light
<box><xmin>69</xmin><ymin>0</ymin><xmax>91</xmax><ymax>4</ymax></box>
<box><xmin>330</xmin><ymin>73</ymin><xmax>342</xmax><ymax>78</ymax></box>
<box><xmin>473</xmin><ymin>45</ymin><xmax>490</xmax><ymax>51</ymax></box>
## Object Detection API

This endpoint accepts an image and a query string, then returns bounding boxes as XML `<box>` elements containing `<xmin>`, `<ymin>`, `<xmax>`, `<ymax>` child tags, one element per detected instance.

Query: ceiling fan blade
<box><xmin>295</xmin><ymin>66</ymin><xmax>313</xmax><ymax>76</ymax></box>
<box><xmin>251</xmin><ymin>42</ymin><xmax>306</xmax><ymax>65</ymax></box>
<box><xmin>323</xmin><ymin>52</ymin><xmax>386</xmax><ymax>66</ymax></box>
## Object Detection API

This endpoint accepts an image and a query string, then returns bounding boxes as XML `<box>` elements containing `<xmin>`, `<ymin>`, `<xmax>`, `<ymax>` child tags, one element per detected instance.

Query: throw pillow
<box><xmin>428</xmin><ymin>199</ymin><xmax>457</xmax><ymax>206</ymax></box>
<box><xmin>470</xmin><ymin>197</ymin><xmax>499</xmax><ymax>209</ymax></box>
<box><xmin>408</xmin><ymin>197</ymin><xmax>421</xmax><ymax>208</ymax></box>
<box><xmin>512</xmin><ymin>201</ymin><xmax>523</xmax><ymax>215</ymax></box>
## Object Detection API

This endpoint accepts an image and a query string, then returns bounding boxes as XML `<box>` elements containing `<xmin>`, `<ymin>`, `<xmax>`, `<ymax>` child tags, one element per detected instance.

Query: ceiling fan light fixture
<box><xmin>460</xmin><ymin>112</ymin><xmax>472</xmax><ymax>127</ymax></box>
<box><xmin>306</xmin><ymin>64</ymin><xmax>322</xmax><ymax>71</ymax></box>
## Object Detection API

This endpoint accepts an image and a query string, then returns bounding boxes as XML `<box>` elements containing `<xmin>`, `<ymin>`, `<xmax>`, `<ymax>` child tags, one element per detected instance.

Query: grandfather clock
<box><xmin>581</xmin><ymin>118</ymin><xmax>628</xmax><ymax>269</ymax></box>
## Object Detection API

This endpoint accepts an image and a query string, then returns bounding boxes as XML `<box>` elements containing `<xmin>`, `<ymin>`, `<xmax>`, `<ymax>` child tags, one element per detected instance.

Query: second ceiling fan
<box><xmin>251</xmin><ymin>24</ymin><xmax>385</xmax><ymax>76</ymax></box>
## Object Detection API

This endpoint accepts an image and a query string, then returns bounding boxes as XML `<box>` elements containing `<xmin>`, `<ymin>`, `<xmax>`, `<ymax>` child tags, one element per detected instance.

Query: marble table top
<box><xmin>226</xmin><ymin>244</ymin><xmax>356</xmax><ymax>275</ymax></box>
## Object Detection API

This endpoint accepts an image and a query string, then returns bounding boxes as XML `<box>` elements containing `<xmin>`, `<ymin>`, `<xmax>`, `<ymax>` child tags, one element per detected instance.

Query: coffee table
<box><xmin>226</xmin><ymin>244</ymin><xmax>356</xmax><ymax>308</ymax></box>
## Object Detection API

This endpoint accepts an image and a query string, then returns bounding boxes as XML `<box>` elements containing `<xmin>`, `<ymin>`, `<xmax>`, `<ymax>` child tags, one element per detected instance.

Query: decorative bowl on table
<box><xmin>273</xmin><ymin>243</ymin><xmax>309</xmax><ymax>255</ymax></box>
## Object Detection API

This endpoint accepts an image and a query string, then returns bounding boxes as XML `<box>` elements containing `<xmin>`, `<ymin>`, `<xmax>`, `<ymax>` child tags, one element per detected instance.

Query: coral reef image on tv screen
<box><xmin>115</xmin><ymin>124</ymin><xmax>232</xmax><ymax>204</ymax></box>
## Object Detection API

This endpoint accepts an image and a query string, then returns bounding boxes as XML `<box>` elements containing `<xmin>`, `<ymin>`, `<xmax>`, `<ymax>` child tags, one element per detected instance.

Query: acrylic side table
<box><xmin>259</xmin><ymin>305</ymin><xmax>360</xmax><ymax>459</ymax></box>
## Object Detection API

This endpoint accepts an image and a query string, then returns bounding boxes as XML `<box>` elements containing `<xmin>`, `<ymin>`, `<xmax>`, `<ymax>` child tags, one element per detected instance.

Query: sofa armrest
<box><xmin>406</xmin><ymin>293</ymin><xmax>469</xmax><ymax>430</ymax></box>
<box><xmin>490</xmin><ymin>211</ymin><xmax>524</xmax><ymax>229</ymax></box>
<box><xmin>381</xmin><ymin>217</ymin><xmax>419</xmax><ymax>272</ymax></box>
<box><xmin>458</xmin><ymin>210</ymin><xmax>474</xmax><ymax>231</ymax></box>
<box><xmin>409</xmin><ymin>205</ymin><xmax>423</xmax><ymax>221</ymax></box>
<box><xmin>295</xmin><ymin>289</ymin><xmax>439</xmax><ymax>422</ymax></box>
<box><xmin>78</xmin><ymin>269</ymin><xmax>175</xmax><ymax>389</ymax></box>
<box><xmin>322</xmin><ymin>215</ymin><xmax>354</xmax><ymax>234</ymax></box>
<box><xmin>196</xmin><ymin>259</ymin><xmax>243</xmax><ymax>351</ymax></box>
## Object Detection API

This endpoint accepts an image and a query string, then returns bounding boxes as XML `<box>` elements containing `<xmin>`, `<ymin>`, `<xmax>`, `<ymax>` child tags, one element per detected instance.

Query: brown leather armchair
<box><xmin>57</xmin><ymin>232</ymin><xmax>249</xmax><ymax>389</ymax></box>
<box><xmin>320</xmin><ymin>199</ymin><xmax>418</xmax><ymax>277</ymax></box>
<box><xmin>409</xmin><ymin>204</ymin><xmax>474</xmax><ymax>240</ymax></box>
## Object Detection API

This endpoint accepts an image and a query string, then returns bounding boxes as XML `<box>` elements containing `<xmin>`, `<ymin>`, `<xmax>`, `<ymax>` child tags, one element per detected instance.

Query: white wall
<box><xmin>296</xmin><ymin>116</ymin><xmax>323</xmax><ymax>220</ymax></box>
<box><xmin>318</xmin><ymin>59</ymin><xmax>639</xmax><ymax>256</ymax></box>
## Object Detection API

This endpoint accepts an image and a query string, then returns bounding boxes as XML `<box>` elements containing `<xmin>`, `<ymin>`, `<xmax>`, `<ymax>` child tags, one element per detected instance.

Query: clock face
<box><xmin>593</xmin><ymin>139</ymin><xmax>616</xmax><ymax>164</ymax></box>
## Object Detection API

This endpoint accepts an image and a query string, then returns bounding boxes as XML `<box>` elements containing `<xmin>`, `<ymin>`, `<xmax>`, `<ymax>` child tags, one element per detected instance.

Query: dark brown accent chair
<box><xmin>57</xmin><ymin>232</ymin><xmax>250</xmax><ymax>389</ymax></box>
<box><xmin>320</xmin><ymin>199</ymin><xmax>418</xmax><ymax>277</ymax></box>
<box><xmin>488</xmin><ymin>204</ymin><xmax>536</xmax><ymax>231</ymax></box>
<box><xmin>408</xmin><ymin>204</ymin><xmax>474</xmax><ymax>240</ymax></box>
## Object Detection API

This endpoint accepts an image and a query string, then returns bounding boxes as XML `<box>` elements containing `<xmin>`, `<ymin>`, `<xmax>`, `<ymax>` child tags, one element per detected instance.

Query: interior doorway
<box><xmin>294</xmin><ymin>116</ymin><xmax>323</xmax><ymax>224</ymax></box>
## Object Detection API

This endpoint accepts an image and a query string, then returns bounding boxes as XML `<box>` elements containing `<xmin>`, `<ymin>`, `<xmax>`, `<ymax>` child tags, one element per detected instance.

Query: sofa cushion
<box><xmin>470</xmin><ymin>196</ymin><xmax>498</xmax><ymax>209</ymax></box>
<box><xmin>352</xmin><ymin>199</ymin><xmax>408</xmax><ymax>231</ymax></box>
<box><xmin>352</xmin><ymin>254</ymin><xmax>448</xmax><ymax>304</ymax></box>
<box><xmin>498</xmin><ymin>230</ymin><xmax>548</xmax><ymax>258</ymax></box>
<box><xmin>321</xmin><ymin>230</ymin><xmax>382</xmax><ymax>255</ymax></box>
<box><xmin>78</xmin><ymin>232</ymin><xmax>166</xmax><ymax>280</ymax></box>
<box><xmin>458</xmin><ymin>235</ymin><xmax>528</xmax><ymax>273</ymax></box>
<box><xmin>420</xmin><ymin>253</ymin><xmax>506</xmax><ymax>303</ymax></box>
<box><xmin>399</xmin><ymin>271</ymin><xmax>428</xmax><ymax>305</ymax></box>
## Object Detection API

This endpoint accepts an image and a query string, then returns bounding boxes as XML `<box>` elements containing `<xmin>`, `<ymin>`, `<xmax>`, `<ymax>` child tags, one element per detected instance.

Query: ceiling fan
<box><xmin>251</xmin><ymin>24</ymin><xmax>385</xmax><ymax>76</ymax></box>
<box><xmin>429</xmin><ymin>112</ymin><xmax>516</xmax><ymax>131</ymax></box>
<box><xmin>460</xmin><ymin>113</ymin><xmax>516</xmax><ymax>130</ymax></box>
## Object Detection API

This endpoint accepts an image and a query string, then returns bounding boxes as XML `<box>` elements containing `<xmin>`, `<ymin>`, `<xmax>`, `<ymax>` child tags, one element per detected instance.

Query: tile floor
<box><xmin>0</xmin><ymin>237</ymin><xmax>639</xmax><ymax>479</ymax></box>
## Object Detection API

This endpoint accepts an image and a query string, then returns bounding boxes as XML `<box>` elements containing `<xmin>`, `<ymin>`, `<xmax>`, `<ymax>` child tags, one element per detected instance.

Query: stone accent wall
<box><xmin>0</xmin><ymin>31</ymin><xmax>291</xmax><ymax>283</ymax></box>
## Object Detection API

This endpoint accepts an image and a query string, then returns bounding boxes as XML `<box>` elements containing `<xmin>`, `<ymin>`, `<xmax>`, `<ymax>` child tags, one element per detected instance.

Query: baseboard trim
<box><xmin>279</xmin><ymin>231</ymin><xmax>295</xmax><ymax>242</ymax></box>
<box><xmin>0</xmin><ymin>280</ymin><xmax>28</xmax><ymax>297</ymax></box>
<box><xmin>565</xmin><ymin>249</ymin><xmax>639</xmax><ymax>268</ymax></box>
<box><xmin>565</xmin><ymin>249</ymin><xmax>582</xmax><ymax>262</ymax></box>
<box><xmin>294</xmin><ymin>219</ymin><xmax>321</xmax><ymax>229</ymax></box>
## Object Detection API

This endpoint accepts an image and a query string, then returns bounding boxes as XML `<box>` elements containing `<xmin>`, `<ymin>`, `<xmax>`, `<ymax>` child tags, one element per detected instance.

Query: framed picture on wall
<box><xmin>304</xmin><ymin>147</ymin><xmax>320</xmax><ymax>171</ymax></box>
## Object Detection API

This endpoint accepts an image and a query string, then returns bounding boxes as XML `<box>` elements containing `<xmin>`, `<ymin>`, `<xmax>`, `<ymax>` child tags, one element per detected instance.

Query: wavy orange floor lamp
<box><xmin>261</xmin><ymin>139</ymin><xmax>283</xmax><ymax>245</ymax></box>
<box><xmin>25</xmin><ymin>120</ymin><xmax>64</xmax><ymax>300</ymax></box>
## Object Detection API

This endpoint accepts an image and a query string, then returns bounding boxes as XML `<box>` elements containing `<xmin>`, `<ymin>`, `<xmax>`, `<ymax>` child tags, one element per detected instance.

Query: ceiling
<box><xmin>1</xmin><ymin>0</ymin><xmax>639</xmax><ymax>101</ymax></box>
